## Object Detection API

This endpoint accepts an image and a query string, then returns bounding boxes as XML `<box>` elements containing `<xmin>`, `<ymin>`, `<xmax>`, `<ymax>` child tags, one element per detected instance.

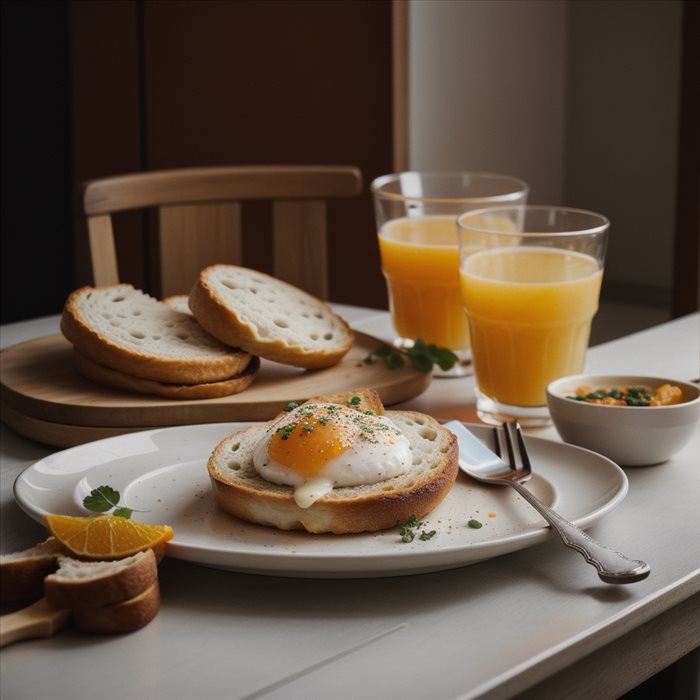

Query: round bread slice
<box><xmin>71</xmin><ymin>581</ymin><xmax>161</xmax><ymax>635</ymax></box>
<box><xmin>0</xmin><ymin>537</ymin><xmax>67</xmax><ymax>605</ymax></box>
<box><xmin>44</xmin><ymin>549</ymin><xmax>158</xmax><ymax>609</ymax></box>
<box><xmin>61</xmin><ymin>285</ymin><xmax>252</xmax><ymax>384</ymax></box>
<box><xmin>74</xmin><ymin>351</ymin><xmax>260</xmax><ymax>400</ymax></box>
<box><xmin>189</xmin><ymin>265</ymin><xmax>355</xmax><ymax>369</ymax></box>
<box><xmin>161</xmin><ymin>294</ymin><xmax>191</xmax><ymax>314</ymax></box>
<box><xmin>207</xmin><ymin>410</ymin><xmax>458</xmax><ymax>534</ymax></box>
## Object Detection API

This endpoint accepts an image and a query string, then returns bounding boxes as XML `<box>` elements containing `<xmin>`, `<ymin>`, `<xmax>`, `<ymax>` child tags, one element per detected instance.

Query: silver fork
<box><xmin>457</xmin><ymin>420</ymin><xmax>650</xmax><ymax>584</ymax></box>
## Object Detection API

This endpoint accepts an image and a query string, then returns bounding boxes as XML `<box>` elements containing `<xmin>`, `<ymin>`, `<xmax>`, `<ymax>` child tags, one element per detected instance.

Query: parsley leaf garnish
<box><xmin>83</xmin><ymin>485</ymin><xmax>121</xmax><ymax>513</ymax></box>
<box><xmin>278</xmin><ymin>423</ymin><xmax>297</xmax><ymax>440</ymax></box>
<box><xmin>82</xmin><ymin>485</ymin><xmax>138</xmax><ymax>519</ymax></box>
<box><xmin>113</xmin><ymin>506</ymin><xmax>134</xmax><ymax>519</ymax></box>
<box><xmin>397</xmin><ymin>515</ymin><xmax>437</xmax><ymax>543</ymax></box>
<box><xmin>399</xmin><ymin>525</ymin><xmax>416</xmax><ymax>543</ymax></box>
<box><xmin>364</xmin><ymin>338</ymin><xmax>459</xmax><ymax>373</ymax></box>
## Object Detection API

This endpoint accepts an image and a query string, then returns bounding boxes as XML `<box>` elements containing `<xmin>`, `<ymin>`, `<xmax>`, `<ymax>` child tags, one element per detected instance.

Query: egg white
<box><xmin>252</xmin><ymin>403</ymin><xmax>412</xmax><ymax>508</ymax></box>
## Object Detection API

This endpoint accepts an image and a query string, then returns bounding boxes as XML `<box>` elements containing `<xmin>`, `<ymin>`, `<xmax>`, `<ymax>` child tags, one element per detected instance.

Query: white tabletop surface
<box><xmin>1</xmin><ymin>308</ymin><xmax>699</xmax><ymax>700</ymax></box>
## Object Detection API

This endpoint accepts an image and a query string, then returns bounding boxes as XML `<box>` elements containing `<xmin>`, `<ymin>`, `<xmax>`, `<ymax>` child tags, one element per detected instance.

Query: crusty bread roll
<box><xmin>44</xmin><ymin>549</ymin><xmax>158</xmax><ymax>609</ymax></box>
<box><xmin>71</xmin><ymin>581</ymin><xmax>160</xmax><ymax>635</ymax></box>
<box><xmin>73</xmin><ymin>351</ymin><xmax>260</xmax><ymax>400</ymax></box>
<box><xmin>0</xmin><ymin>538</ymin><xmax>66</xmax><ymax>605</ymax></box>
<box><xmin>61</xmin><ymin>284</ymin><xmax>252</xmax><ymax>384</ymax></box>
<box><xmin>189</xmin><ymin>264</ymin><xmax>355</xmax><ymax>369</ymax></box>
<box><xmin>207</xmin><ymin>408</ymin><xmax>458</xmax><ymax>534</ymax></box>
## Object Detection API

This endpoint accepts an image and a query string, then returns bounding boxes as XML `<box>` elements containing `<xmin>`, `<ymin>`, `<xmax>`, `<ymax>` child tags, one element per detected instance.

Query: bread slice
<box><xmin>74</xmin><ymin>351</ymin><xmax>260</xmax><ymax>400</ymax></box>
<box><xmin>189</xmin><ymin>264</ymin><xmax>355</xmax><ymax>369</ymax></box>
<box><xmin>71</xmin><ymin>581</ymin><xmax>160</xmax><ymax>635</ymax></box>
<box><xmin>207</xmin><ymin>409</ymin><xmax>458</xmax><ymax>534</ymax></box>
<box><xmin>274</xmin><ymin>388</ymin><xmax>385</xmax><ymax>420</ymax></box>
<box><xmin>161</xmin><ymin>295</ymin><xmax>191</xmax><ymax>314</ymax></box>
<box><xmin>0</xmin><ymin>538</ymin><xmax>66</xmax><ymax>605</ymax></box>
<box><xmin>61</xmin><ymin>285</ymin><xmax>252</xmax><ymax>384</ymax></box>
<box><xmin>302</xmin><ymin>388</ymin><xmax>385</xmax><ymax>416</ymax></box>
<box><xmin>44</xmin><ymin>549</ymin><xmax>158</xmax><ymax>609</ymax></box>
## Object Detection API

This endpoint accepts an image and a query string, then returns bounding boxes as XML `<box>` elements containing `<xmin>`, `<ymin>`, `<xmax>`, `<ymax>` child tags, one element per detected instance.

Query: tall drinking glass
<box><xmin>371</xmin><ymin>172</ymin><xmax>529</xmax><ymax>376</ymax></box>
<box><xmin>458</xmin><ymin>205</ymin><xmax>609</xmax><ymax>426</ymax></box>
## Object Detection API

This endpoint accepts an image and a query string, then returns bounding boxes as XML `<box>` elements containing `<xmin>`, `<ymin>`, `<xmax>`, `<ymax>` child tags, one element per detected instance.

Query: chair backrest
<box><xmin>82</xmin><ymin>165</ymin><xmax>363</xmax><ymax>300</ymax></box>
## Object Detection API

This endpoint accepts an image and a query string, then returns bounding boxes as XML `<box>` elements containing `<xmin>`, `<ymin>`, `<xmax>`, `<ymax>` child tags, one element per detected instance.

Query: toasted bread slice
<box><xmin>189</xmin><ymin>265</ymin><xmax>355</xmax><ymax>369</ymax></box>
<box><xmin>61</xmin><ymin>285</ymin><xmax>252</xmax><ymax>384</ymax></box>
<box><xmin>302</xmin><ymin>388</ymin><xmax>385</xmax><ymax>415</ymax></box>
<box><xmin>0</xmin><ymin>538</ymin><xmax>66</xmax><ymax>605</ymax></box>
<box><xmin>44</xmin><ymin>549</ymin><xmax>158</xmax><ymax>609</ymax></box>
<box><xmin>272</xmin><ymin>388</ymin><xmax>385</xmax><ymax>420</ymax></box>
<box><xmin>71</xmin><ymin>581</ymin><xmax>161</xmax><ymax>635</ymax></box>
<box><xmin>74</xmin><ymin>351</ymin><xmax>259</xmax><ymax>400</ymax></box>
<box><xmin>207</xmin><ymin>409</ymin><xmax>458</xmax><ymax>534</ymax></box>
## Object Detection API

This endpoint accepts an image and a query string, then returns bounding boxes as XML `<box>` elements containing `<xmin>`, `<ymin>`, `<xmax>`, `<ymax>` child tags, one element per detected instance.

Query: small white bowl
<box><xmin>547</xmin><ymin>374</ymin><xmax>700</xmax><ymax>466</ymax></box>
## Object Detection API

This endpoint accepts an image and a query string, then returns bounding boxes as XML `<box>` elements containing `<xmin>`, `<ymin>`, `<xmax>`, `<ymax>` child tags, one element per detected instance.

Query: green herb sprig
<box><xmin>82</xmin><ymin>485</ymin><xmax>140</xmax><ymax>519</ymax></box>
<box><xmin>364</xmin><ymin>339</ymin><xmax>458</xmax><ymax>373</ymax></box>
<box><xmin>397</xmin><ymin>515</ymin><xmax>436</xmax><ymax>543</ymax></box>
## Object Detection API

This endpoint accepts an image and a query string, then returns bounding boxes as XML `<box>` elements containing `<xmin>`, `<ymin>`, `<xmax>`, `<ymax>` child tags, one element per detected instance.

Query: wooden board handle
<box><xmin>0</xmin><ymin>598</ymin><xmax>70</xmax><ymax>648</ymax></box>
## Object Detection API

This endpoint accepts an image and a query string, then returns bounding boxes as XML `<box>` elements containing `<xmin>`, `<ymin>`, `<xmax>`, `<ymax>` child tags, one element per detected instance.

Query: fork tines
<box><xmin>494</xmin><ymin>420</ymin><xmax>530</xmax><ymax>472</ymax></box>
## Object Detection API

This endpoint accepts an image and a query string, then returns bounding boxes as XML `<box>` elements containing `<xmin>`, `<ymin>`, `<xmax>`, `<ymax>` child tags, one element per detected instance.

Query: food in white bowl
<box><xmin>546</xmin><ymin>374</ymin><xmax>700</xmax><ymax>466</ymax></box>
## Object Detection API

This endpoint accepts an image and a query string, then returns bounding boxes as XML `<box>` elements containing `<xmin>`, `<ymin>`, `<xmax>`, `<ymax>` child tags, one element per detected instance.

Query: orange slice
<box><xmin>44</xmin><ymin>514</ymin><xmax>174</xmax><ymax>559</ymax></box>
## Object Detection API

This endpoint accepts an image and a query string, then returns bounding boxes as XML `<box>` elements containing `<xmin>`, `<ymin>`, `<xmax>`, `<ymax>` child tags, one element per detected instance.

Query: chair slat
<box><xmin>273</xmin><ymin>200</ymin><xmax>327</xmax><ymax>299</ymax></box>
<box><xmin>84</xmin><ymin>166</ymin><xmax>361</xmax><ymax>216</ymax></box>
<box><xmin>158</xmin><ymin>203</ymin><xmax>242</xmax><ymax>298</ymax></box>
<box><xmin>87</xmin><ymin>215</ymin><xmax>120</xmax><ymax>287</ymax></box>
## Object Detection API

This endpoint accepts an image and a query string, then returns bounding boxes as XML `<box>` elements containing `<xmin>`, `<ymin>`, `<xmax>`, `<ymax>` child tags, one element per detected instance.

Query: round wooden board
<box><xmin>1</xmin><ymin>400</ymin><xmax>157</xmax><ymax>448</ymax></box>
<box><xmin>0</xmin><ymin>332</ymin><xmax>432</xmax><ymax>433</ymax></box>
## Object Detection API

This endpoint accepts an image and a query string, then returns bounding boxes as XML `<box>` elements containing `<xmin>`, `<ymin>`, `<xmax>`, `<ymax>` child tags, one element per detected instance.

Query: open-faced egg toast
<box><xmin>207</xmin><ymin>389</ymin><xmax>458</xmax><ymax>534</ymax></box>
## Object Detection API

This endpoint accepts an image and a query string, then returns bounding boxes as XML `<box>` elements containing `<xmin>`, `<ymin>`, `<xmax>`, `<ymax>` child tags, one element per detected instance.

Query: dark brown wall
<box><xmin>69</xmin><ymin>0</ymin><xmax>393</xmax><ymax>308</ymax></box>
<box><xmin>1</xmin><ymin>0</ymin><xmax>72</xmax><ymax>324</ymax></box>
<box><xmin>673</xmin><ymin>0</ymin><xmax>700</xmax><ymax>318</ymax></box>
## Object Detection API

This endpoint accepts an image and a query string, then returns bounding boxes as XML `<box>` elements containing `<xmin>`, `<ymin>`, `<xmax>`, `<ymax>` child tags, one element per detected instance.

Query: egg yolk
<box><xmin>267</xmin><ymin>411</ymin><xmax>355</xmax><ymax>478</ymax></box>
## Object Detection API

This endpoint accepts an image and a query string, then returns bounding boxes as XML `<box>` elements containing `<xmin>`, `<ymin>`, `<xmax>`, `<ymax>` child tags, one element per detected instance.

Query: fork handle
<box><xmin>508</xmin><ymin>480</ymin><xmax>650</xmax><ymax>584</ymax></box>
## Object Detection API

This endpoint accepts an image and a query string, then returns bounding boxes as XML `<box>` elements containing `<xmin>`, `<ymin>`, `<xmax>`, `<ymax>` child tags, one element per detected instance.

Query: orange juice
<box><xmin>378</xmin><ymin>216</ymin><xmax>468</xmax><ymax>349</ymax></box>
<box><xmin>460</xmin><ymin>247</ymin><xmax>602</xmax><ymax>406</ymax></box>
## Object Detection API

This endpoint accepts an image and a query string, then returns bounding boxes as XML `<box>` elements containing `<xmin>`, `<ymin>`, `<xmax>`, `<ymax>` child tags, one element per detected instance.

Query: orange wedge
<box><xmin>44</xmin><ymin>514</ymin><xmax>174</xmax><ymax>559</ymax></box>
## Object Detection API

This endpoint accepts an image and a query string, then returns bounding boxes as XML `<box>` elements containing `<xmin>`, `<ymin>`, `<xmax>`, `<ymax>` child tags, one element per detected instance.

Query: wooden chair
<box><xmin>82</xmin><ymin>165</ymin><xmax>363</xmax><ymax>300</ymax></box>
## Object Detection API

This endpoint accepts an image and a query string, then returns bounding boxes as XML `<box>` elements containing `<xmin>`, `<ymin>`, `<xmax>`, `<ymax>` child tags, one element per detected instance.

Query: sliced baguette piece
<box><xmin>0</xmin><ymin>538</ymin><xmax>67</xmax><ymax>605</ymax></box>
<box><xmin>44</xmin><ymin>549</ymin><xmax>158</xmax><ymax>610</ymax></box>
<box><xmin>207</xmin><ymin>410</ymin><xmax>458</xmax><ymax>534</ymax></box>
<box><xmin>74</xmin><ymin>351</ymin><xmax>260</xmax><ymax>400</ymax></box>
<box><xmin>71</xmin><ymin>581</ymin><xmax>160</xmax><ymax>635</ymax></box>
<box><xmin>189</xmin><ymin>264</ymin><xmax>355</xmax><ymax>369</ymax></box>
<box><xmin>61</xmin><ymin>284</ymin><xmax>252</xmax><ymax>384</ymax></box>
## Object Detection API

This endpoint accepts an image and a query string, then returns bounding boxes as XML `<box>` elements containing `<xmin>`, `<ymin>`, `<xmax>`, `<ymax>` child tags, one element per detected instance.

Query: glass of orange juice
<box><xmin>371</xmin><ymin>172</ymin><xmax>528</xmax><ymax>377</ymax></box>
<box><xmin>457</xmin><ymin>205</ymin><xmax>609</xmax><ymax>425</ymax></box>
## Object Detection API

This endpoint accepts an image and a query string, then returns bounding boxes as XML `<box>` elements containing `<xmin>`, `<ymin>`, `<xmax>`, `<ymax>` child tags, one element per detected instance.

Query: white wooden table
<box><xmin>1</xmin><ymin>309</ymin><xmax>699</xmax><ymax>700</ymax></box>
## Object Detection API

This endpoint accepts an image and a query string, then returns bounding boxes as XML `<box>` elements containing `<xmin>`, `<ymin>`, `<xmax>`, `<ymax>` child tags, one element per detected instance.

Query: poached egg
<box><xmin>252</xmin><ymin>402</ymin><xmax>412</xmax><ymax>508</ymax></box>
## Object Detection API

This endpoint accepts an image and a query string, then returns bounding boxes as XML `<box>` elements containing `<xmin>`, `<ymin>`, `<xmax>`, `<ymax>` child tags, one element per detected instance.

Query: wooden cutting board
<box><xmin>0</xmin><ymin>332</ymin><xmax>432</xmax><ymax>447</ymax></box>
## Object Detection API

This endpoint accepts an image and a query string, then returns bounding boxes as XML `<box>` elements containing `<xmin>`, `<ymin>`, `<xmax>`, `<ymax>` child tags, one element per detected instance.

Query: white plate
<box><xmin>14</xmin><ymin>422</ymin><xmax>627</xmax><ymax>578</ymax></box>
